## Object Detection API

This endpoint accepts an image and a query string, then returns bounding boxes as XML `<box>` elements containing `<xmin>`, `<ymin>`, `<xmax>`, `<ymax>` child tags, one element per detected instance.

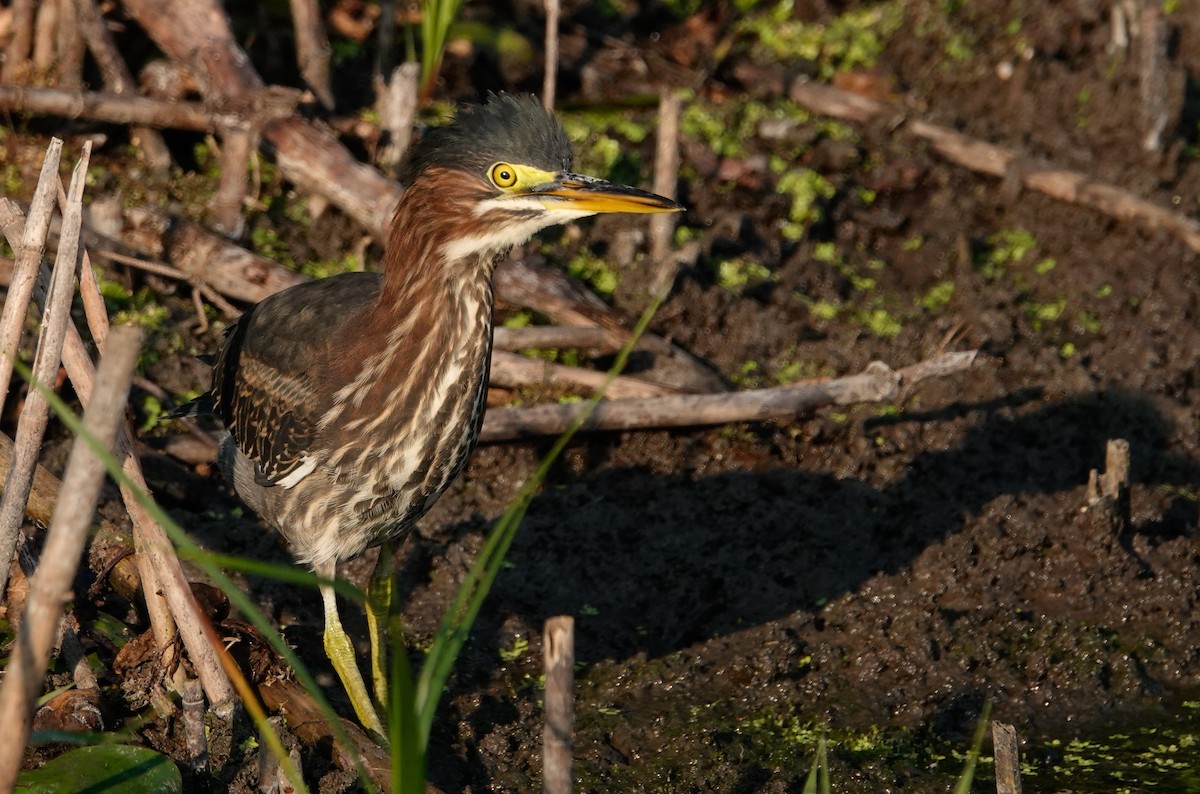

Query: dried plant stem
<box><xmin>0</xmin><ymin>324</ymin><xmax>142</xmax><ymax>792</ymax></box>
<box><xmin>0</xmin><ymin>141</ymin><xmax>63</xmax><ymax>412</ymax></box>
<box><xmin>542</xmin><ymin>0</ymin><xmax>560</xmax><ymax>110</ymax></box>
<box><xmin>649</xmin><ymin>89</ymin><xmax>682</xmax><ymax>291</ymax></box>
<box><xmin>74</xmin><ymin>0</ymin><xmax>171</xmax><ymax>170</ymax></box>
<box><xmin>542</xmin><ymin>616</ymin><xmax>574</xmax><ymax>794</ymax></box>
<box><xmin>56</xmin><ymin>178</ymin><xmax>110</xmax><ymax>354</ymax></box>
<box><xmin>374</xmin><ymin>62</ymin><xmax>420</xmax><ymax>176</ymax></box>
<box><xmin>288</xmin><ymin>0</ymin><xmax>334</xmax><ymax>109</ymax></box>
<box><xmin>0</xmin><ymin>84</ymin><xmax>246</xmax><ymax>132</ymax></box>
<box><xmin>0</xmin><ymin>143</ymin><xmax>91</xmax><ymax>600</ymax></box>
<box><xmin>480</xmin><ymin>351</ymin><xmax>979</xmax><ymax>442</ymax></box>
<box><xmin>492</xmin><ymin>326</ymin><xmax>619</xmax><ymax>353</ymax></box>
<box><xmin>1</xmin><ymin>0</ymin><xmax>35</xmax><ymax>83</ymax></box>
<box><xmin>991</xmin><ymin>721</ymin><xmax>1023</xmax><ymax>794</ymax></box>
<box><xmin>212</xmin><ymin>120</ymin><xmax>253</xmax><ymax>238</ymax></box>
<box><xmin>490</xmin><ymin>350</ymin><xmax>678</xmax><ymax>399</ymax></box>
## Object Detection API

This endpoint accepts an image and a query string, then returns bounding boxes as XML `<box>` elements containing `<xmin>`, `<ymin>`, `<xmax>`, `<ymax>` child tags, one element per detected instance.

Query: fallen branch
<box><xmin>288</xmin><ymin>0</ymin><xmax>333</xmax><ymax>110</ymax></box>
<box><xmin>490</xmin><ymin>350</ymin><xmax>678</xmax><ymax>399</ymax></box>
<box><xmin>258</xmin><ymin>678</ymin><xmax>391</xmax><ymax>790</ymax></box>
<box><xmin>479</xmin><ymin>351</ymin><xmax>979</xmax><ymax>442</ymax></box>
<box><xmin>493</xmin><ymin>325</ymin><xmax>620</xmax><ymax>353</ymax></box>
<box><xmin>788</xmin><ymin>78</ymin><xmax>1200</xmax><ymax>255</ymax></box>
<box><xmin>0</xmin><ymin>83</ymin><xmax>243</xmax><ymax>132</ymax></box>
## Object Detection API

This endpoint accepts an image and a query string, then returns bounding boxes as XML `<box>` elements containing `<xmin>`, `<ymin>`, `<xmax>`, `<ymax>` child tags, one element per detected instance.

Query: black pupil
<box><xmin>499</xmin><ymin>169</ymin><xmax>511</xmax><ymax>181</ymax></box>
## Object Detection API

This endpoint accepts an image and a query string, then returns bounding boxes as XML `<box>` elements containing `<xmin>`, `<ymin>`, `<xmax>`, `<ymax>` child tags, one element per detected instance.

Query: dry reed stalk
<box><xmin>0</xmin><ymin>143</ymin><xmax>92</xmax><ymax>599</ymax></box>
<box><xmin>0</xmin><ymin>324</ymin><xmax>142</xmax><ymax>791</ymax></box>
<box><xmin>542</xmin><ymin>616</ymin><xmax>575</xmax><ymax>794</ymax></box>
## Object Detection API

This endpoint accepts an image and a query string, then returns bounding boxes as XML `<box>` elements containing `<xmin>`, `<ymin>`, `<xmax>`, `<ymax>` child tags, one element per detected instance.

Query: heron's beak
<box><xmin>529</xmin><ymin>173</ymin><xmax>683</xmax><ymax>214</ymax></box>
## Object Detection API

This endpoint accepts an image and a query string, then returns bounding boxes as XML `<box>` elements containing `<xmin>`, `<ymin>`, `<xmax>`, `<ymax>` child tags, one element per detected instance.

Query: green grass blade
<box><xmin>388</xmin><ymin>613</ymin><xmax>423</xmax><ymax>794</ymax></box>
<box><xmin>802</xmin><ymin>733</ymin><xmax>830</xmax><ymax>794</ymax></box>
<box><xmin>953</xmin><ymin>700</ymin><xmax>993</xmax><ymax>794</ymax></box>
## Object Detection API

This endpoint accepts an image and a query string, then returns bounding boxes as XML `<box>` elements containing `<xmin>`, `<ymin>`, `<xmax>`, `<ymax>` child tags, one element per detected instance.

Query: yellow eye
<box><xmin>490</xmin><ymin>162</ymin><xmax>518</xmax><ymax>188</ymax></box>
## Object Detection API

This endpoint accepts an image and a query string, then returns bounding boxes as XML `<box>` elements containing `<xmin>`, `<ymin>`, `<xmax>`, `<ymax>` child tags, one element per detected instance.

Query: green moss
<box><xmin>737</xmin><ymin>1</ymin><xmax>904</xmax><ymax>80</ymax></box>
<box><xmin>565</xmin><ymin>250</ymin><xmax>619</xmax><ymax>297</ymax></box>
<box><xmin>498</xmin><ymin>634</ymin><xmax>529</xmax><ymax>663</ymax></box>
<box><xmin>857</xmin><ymin>307</ymin><xmax>903</xmax><ymax>337</ymax></box>
<box><xmin>715</xmin><ymin>258</ymin><xmax>776</xmax><ymax>293</ymax></box>
<box><xmin>919</xmin><ymin>281</ymin><xmax>955</xmax><ymax>313</ymax></box>
<box><xmin>978</xmin><ymin>228</ymin><xmax>1038</xmax><ymax>280</ymax></box>
<box><xmin>299</xmin><ymin>251</ymin><xmax>359</xmax><ymax>280</ymax></box>
<box><xmin>682</xmin><ymin>99</ymin><xmax>819</xmax><ymax>160</ymax></box>
<box><xmin>249</xmin><ymin>225</ymin><xmax>297</xmax><ymax>271</ymax></box>
<box><xmin>775</xmin><ymin>166</ymin><xmax>835</xmax><ymax>240</ymax></box>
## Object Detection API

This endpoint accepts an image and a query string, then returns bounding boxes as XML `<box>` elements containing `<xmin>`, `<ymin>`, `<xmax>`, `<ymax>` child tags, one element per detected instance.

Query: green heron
<box><xmin>190</xmin><ymin>94</ymin><xmax>680</xmax><ymax>734</ymax></box>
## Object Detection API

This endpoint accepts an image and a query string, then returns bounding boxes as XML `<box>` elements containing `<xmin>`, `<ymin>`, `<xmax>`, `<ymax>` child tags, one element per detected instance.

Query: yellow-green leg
<box><xmin>317</xmin><ymin>560</ymin><xmax>385</xmax><ymax>738</ymax></box>
<box><xmin>365</xmin><ymin>541</ymin><xmax>395</xmax><ymax>714</ymax></box>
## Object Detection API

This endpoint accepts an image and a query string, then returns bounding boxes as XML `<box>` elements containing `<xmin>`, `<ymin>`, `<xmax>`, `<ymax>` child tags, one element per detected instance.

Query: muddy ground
<box><xmin>5</xmin><ymin>0</ymin><xmax>1200</xmax><ymax>791</ymax></box>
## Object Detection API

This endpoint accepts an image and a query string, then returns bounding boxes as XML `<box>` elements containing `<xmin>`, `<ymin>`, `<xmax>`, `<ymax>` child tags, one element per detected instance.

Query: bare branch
<box><xmin>490</xmin><ymin>350</ymin><xmax>679</xmax><ymax>399</ymax></box>
<box><xmin>479</xmin><ymin>351</ymin><xmax>979</xmax><ymax>442</ymax></box>
<box><xmin>374</xmin><ymin>62</ymin><xmax>420</xmax><ymax>177</ymax></box>
<box><xmin>75</xmin><ymin>0</ymin><xmax>171</xmax><ymax>170</ymax></box>
<box><xmin>0</xmin><ymin>83</ymin><xmax>243</xmax><ymax>132</ymax></box>
<box><xmin>288</xmin><ymin>0</ymin><xmax>334</xmax><ymax>110</ymax></box>
<box><xmin>1</xmin><ymin>0</ymin><xmax>35</xmax><ymax>83</ymax></box>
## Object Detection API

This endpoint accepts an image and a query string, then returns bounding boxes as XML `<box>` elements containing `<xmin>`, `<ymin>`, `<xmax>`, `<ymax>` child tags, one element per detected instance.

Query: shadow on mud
<box><xmin>458</xmin><ymin>387</ymin><xmax>1196</xmax><ymax>663</ymax></box>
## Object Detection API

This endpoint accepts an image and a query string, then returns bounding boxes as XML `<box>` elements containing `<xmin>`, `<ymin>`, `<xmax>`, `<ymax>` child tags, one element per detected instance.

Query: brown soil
<box><xmin>5</xmin><ymin>0</ymin><xmax>1200</xmax><ymax>791</ymax></box>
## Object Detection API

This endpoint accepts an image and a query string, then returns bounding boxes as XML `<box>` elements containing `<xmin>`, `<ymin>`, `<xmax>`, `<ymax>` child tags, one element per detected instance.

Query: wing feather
<box><xmin>211</xmin><ymin>272</ymin><xmax>383</xmax><ymax>486</ymax></box>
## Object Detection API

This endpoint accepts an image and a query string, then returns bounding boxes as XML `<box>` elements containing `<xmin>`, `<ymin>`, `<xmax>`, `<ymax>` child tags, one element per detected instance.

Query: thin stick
<box><xmin>480</xmin><ymin>351</ymin><xmax>979</xmax><ymax>442</ymax></box>
<box><xmin>212</xmin><ymin>121</ymin><xmax>253</xmax><ymax>238</ymax></box>
<box><xmin>0</xmin><ymin>324</ymin><xmax>142</xmax><ymax>792</ymax></box>
<box><xmin>493</xmin><ymin>325</ymin><xmax>619</xmax><ymax>353</ymax></box>
<box><xmin>0</xmin><ymin>142</ymin><xmax>92</xmax><ymax>601</ymax></box>
<box><xmin>0</xmin><ymin>84</ymin><xmax>247</xmax><ymax>133</ymax></box>
<box><xmin>542</xmin><ymin>0</ymin><xmax>560</xmax><ymax>111</ymax></box>
<box><xmin>374</xmin><ymin>62</ymin><xmax>420</xmax><ymax>176</ymax></box>
<box><xmin>31</xmin><ymin>0</ymin><xmax>57</xmax><ymax>74</ymax></box>
<box><xmin>991</xmin><ymin>721</ymin><xmax>1023</xmax><ymax>794</ymax></box>
<box><xmin>1139</xmin><ymin>3</ymin><xmax>1168</xmax><ymax>154</ymax></box>
<box><xmin>57</xmin><ymin>178</ymin><xmax>110</xmax><ymax>354</ymax></box>
<box><xmin>94</xmin><ymin>248</ymin><xmax>239</xmax><ymax>318</ymax></box>
<box><xmin>788</xmin><ymin>78</ymin><xmax>1200</xmax><ymax>254</ymax></box>
<box><xmin>1</xmin><ymin>0</ymin><xmax>34</xmax><ymax>83</ymax></box>
<box><xmin>74</xmin><ymin>0</ymin><xmax>171</xmax><ymax>171</ymax></box>
<box><xmin>490</xmin><ymin>350</ymin><xmax>678</xmax><ymax>399</ymax></box>
<box><xmin>0</xmin><ymin>140</ymin><xmax>63</xmax><ymax>410</ymax></box>
<box><xmin>54</xmin><ymin>0</ymin><xmax>85</xmax><ymax>90</ymax></box>
<box><xmin>542</xmin><ymin>616</ymin><xmax>574</xmax><ymax>794</ymax></box>
<box><xmin>288</xmin><ymin>0</ymin><xmax>334</xmax><ymax>110</ymax></box>
<box><xmin>649</xmin><ymin>89</ymin><xmax>682</xmax><ymax>291</ymax></box>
